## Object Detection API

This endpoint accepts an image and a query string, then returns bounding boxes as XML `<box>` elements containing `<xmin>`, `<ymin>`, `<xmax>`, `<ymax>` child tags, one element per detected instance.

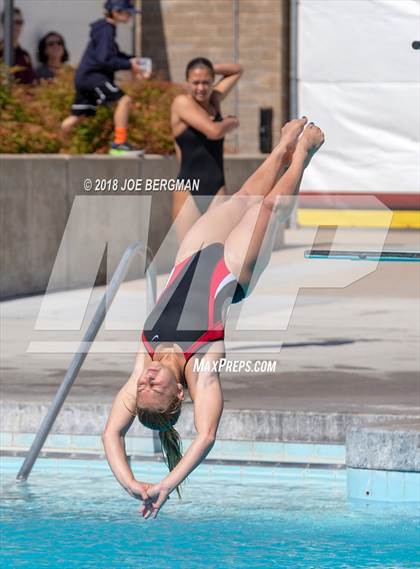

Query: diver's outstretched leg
<box><xmin>175</xmin><ymin>118</ymin><xmax>308</xmax><ymax>264</ymax></box>
<box><xmin>224</xmin><ymin>123</ymin><xmax>325</xmax><ymax>288</ymax></box>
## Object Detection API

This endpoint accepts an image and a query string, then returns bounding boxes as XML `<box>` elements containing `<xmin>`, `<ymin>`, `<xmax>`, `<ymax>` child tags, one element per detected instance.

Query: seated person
<box><xmin>0</xmin><ymin>6</ymin><xmax>36</xmax><ymax>84</ymax></box>
<box><xmin>36</xmin><ymin>31</ymin><xmax>69</xmax><ymax>80</ymax></box>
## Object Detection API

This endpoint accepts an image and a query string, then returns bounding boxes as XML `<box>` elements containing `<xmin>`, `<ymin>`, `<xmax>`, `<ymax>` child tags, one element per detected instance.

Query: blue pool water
<box><xmin>1</xmin><ymin>457</ymin><xmax>419</xmax><ymax>569</ymax></box>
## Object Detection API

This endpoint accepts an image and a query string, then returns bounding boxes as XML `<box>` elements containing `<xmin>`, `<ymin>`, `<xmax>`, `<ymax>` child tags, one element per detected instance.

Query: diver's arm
<box><xmin>102</xmin><ymin>378</ymin><xmax>137</xmax><ymax>492</ymax></box>
<box><xmin>166</xmin><ymin>370</ymin><xmax>223</xmax><ymax>489</ymax></box>
<box><xmin>102</xmin><ymin>355</ymin><xmax>151</xmax><ymax>500</ymax></box>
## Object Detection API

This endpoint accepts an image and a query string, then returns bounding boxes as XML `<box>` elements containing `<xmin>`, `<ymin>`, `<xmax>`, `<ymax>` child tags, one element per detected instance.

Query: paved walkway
<box><xmin>1</xmin><ymin>228</ymin><xmax>419</xmax><ymax>418</ymax></box>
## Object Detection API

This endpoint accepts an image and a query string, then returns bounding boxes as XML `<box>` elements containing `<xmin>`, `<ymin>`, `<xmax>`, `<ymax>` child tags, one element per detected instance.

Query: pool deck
<box><xmin>1</xmin><ymin>228</ymin><xmax>419</xmax><ymax>473</ymax></box>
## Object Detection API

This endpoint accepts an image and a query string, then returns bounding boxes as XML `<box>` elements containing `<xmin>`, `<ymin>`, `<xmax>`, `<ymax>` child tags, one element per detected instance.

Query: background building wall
<box><xmin>141</xmin><ymin>0</ymin><xmax>288</xmax><ymax>154</ymax></box>
<box><xmin>237</xmin><ymin>0</ymin><xmax>288</xmax><ymax>153</ymax></box>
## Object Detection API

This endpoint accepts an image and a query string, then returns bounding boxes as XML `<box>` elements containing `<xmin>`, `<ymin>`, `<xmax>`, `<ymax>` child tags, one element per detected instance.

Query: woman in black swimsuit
<box><xmin>102</xmin><ymin>118</ymin><xmax>325</xmax><ymax>518</ymax></box>
<box><xmin>171</xmin><ymin>57</ymin><xmax>242</xmax><ymax>240</ymax></box>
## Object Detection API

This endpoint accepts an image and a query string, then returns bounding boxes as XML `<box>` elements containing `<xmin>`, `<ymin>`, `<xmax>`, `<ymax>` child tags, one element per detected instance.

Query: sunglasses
<box><xmin>46</xmin><ymin>39</ymin><xmax>64</xmax><ymax>47</ymax></box>
<box><xmin>14</xmin><ymin>19</ymin><xmax>24</xmax><ymax>25</ymax></box>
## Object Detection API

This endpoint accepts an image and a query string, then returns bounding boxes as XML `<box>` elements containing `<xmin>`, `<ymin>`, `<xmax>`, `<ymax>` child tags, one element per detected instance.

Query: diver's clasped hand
<box><xmin>138</xmin><ymin>482</ymin><xmax>171</xmax><ymax>520</ymax></box>
<box><xmin>127</xmin><ymin>478</ymin><xmax>170</xmax><ymax>519</ymax></box>
<box><xmin>126</xmin><ymin>479</ymin><xmax>154</xmax><ymax>501</ymax></box>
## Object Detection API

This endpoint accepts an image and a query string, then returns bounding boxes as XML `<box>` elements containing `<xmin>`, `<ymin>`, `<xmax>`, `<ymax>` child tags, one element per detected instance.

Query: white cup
<box><xmin>137</xmin><ymin>57</ymin><xmax>152</xmax><ymax>75</ymax></box>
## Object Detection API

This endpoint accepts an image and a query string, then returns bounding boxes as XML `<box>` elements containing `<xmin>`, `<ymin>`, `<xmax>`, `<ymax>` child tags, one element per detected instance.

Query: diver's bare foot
<box><xmin>296</xmin><ymin>122</ymin><xmax>325</xmax><ymax>166</ymax></box>
<box><xmin>276</xmin><ymin>117</ymin><xmax>308</xmax><ymax>163</ymax></box>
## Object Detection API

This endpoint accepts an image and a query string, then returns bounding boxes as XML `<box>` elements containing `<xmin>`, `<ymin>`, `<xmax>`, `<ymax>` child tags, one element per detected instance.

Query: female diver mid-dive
<box><xmin>102</xmin><ymin>117</ymin><xmax>324</xmax><ymax>518</ymax></box>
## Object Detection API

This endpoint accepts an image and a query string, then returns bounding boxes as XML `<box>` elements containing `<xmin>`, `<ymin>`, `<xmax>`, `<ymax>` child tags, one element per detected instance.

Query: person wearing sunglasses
<box><xmin>0</xmin><ymin>6</ymin><xmax>36</xmax><ymax>84</ymax></box>
<box><xmin>36</xmin><ymin>31</ymin><xmax>69</xmax><ymax>80</ymax></box>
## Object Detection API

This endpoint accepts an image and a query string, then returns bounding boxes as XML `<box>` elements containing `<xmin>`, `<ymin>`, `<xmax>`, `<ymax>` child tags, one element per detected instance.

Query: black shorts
<box><xmin>71</xmin><ymin>81</ymin><xmax>125</xmax><ymax>117</ymax></box>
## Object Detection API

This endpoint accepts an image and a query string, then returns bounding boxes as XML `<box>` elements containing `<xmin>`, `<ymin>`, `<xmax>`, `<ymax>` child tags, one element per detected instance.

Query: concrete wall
<box><xmin>0</xmin><ymin>155</ymin><xmax>287</xmax><ymax>298</ymax></box>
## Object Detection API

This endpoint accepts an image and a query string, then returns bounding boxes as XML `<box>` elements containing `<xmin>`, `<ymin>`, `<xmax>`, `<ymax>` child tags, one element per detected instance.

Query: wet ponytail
<box><xmin>159</xmin><ymin>427</ymin><xmax>183</xmax><ymax>498</ymax></box>
<box><xmin>136</xmin><ymin>397</ymin><xmax>184</xmax><ymax>497</ymax></box>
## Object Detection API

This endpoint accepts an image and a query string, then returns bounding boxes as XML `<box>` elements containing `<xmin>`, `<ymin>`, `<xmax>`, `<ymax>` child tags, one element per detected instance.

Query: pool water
<box><xmin>1</xmin><ymin>457</ymin><xmax>419</xmax><ymax>569</ymax></box>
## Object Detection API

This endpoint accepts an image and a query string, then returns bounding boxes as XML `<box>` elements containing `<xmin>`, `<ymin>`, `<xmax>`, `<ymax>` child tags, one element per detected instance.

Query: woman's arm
<box><xmin>172</xmin><ymin>94</ymin><xmax>239</xmax><ymax>140</ymax></box>
<box><xmin>212</xmin><ymin>63</ymin><xmax>243</xmax><ymax>102</ymax></box>
<box><xmin>102</xmin><ymin>353</ymin><xmax>151</xmax><ymax>501</ymax></box>
<box><xmin>141</xmin><ymin>350</ymin><xmax>224</xmax><ymax>518</ymax></box>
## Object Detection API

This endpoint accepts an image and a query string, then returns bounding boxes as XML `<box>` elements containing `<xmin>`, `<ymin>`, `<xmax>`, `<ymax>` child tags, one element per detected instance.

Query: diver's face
<box><xmin>136</xmin><ymin>362</ymin><xmax>183</xmax><ymax>411</ymax></box>
<box><xmin>187</xmin><ymin>67</ymin><xmax>214</xmax><ymax>103</ymax></box>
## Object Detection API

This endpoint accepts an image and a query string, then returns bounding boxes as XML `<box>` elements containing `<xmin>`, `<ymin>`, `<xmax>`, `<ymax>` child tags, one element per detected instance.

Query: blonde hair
<box><xmin>137</xmin><ymin>396</ymin><xmax>183</xmax><ymax>497</ymax></box>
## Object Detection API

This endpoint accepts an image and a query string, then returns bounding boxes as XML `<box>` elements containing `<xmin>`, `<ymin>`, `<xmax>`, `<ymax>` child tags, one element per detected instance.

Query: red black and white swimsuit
<box><xmin>141</xmin><ymin>243</ymin><xmax>245</xmax><ymax>363</ymax></box>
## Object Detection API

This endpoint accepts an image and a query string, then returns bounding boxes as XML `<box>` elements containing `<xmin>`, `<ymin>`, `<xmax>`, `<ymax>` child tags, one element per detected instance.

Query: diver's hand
<box><xmin>127</xmin><ymin>479</ymin><xmax>153</xmax><ymax>501</ymax></box>
<box><xmin>140</xmin><ymin>482</ymin><xmax>171</xmax><ymax>519</ymax></box>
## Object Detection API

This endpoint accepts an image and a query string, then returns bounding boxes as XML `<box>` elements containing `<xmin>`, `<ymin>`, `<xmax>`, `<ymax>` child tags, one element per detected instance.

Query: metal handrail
<box><xmin>16</xmin><ymin>241</ymin><xmax>157</xmax><ymax>482</ymax></box>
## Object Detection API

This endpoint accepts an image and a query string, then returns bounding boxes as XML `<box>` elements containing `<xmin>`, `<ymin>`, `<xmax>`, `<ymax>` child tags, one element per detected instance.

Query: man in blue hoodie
<box><xmin>61</xmin><ymin>0</ymin><xmax>147</xmax><ymax>155</ymax></box>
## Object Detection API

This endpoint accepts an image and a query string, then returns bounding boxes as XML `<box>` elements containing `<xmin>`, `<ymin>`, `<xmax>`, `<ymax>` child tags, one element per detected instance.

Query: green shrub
<box><xmin>0</xmin><ymin>66</ymin><xmax>181</xmax><ymax>154</ymax></box>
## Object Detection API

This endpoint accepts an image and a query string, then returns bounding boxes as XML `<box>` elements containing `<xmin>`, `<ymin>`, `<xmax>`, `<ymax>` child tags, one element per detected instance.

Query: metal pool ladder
<box><xmin>16</xmin><ymin>241</ymin><xmax>157</xmax><ymax>482</ymax></box>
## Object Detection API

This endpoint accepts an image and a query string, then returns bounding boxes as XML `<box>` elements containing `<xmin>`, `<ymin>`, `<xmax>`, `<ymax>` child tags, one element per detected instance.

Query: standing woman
<box><xmin>171</xmin><ymin>58</ymin><xmax>243</xmax><ymax>240</ymax></box>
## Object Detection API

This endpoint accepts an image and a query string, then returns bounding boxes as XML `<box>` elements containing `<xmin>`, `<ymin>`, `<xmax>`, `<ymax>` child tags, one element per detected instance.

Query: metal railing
<box><xmin>16</xmin><ymin>241</ymin><xmax>157</xmax><ymax>482</ymax></box>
